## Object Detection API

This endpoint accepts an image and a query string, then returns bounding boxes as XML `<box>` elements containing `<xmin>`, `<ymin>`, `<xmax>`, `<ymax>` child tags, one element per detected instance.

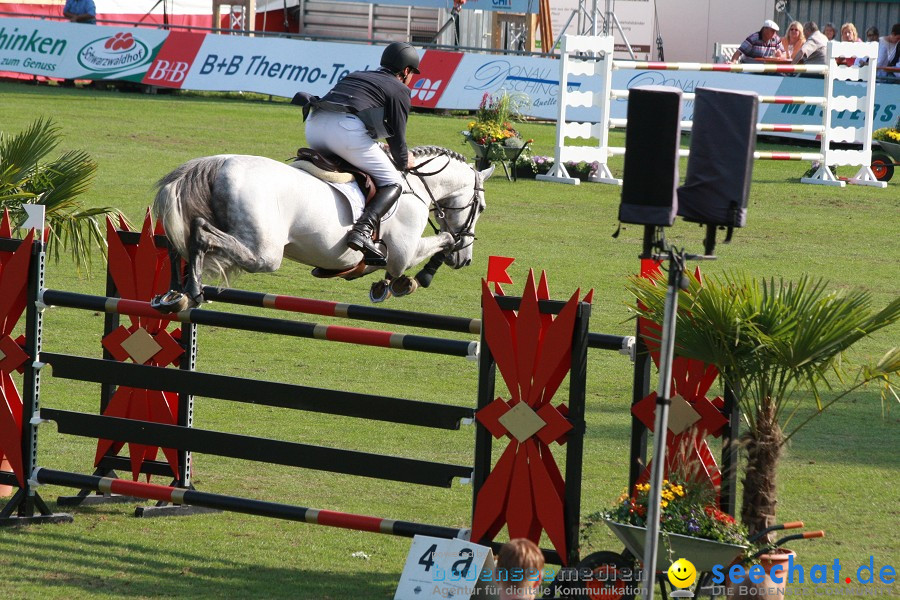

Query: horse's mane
<box><xmin>410</xmin><ymin>146</ymin><xmax>468</xmax><ymax>164</ymax></box>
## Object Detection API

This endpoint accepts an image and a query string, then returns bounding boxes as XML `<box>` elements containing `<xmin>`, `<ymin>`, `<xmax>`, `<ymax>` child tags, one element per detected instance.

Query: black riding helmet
<box><xmin>381</xmin><ymin>42</ymin><xmax>420</xmax><ymax>74</ymax></box>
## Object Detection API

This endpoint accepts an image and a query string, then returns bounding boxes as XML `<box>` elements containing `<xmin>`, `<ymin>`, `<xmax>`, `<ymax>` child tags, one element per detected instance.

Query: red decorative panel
<box><xmin>472</xmin><ymin>270</ymin><xmax>592</xmax><ymax>564</ymax></box>
<box><xmin>96</xmin><ymin>213</ymin><xmax>184</xmax><ymax>480</ymax></box>
<box><xmin>635</xmin><ymin>263</ymin><xmax>726</xmax><ymax>497</ymax></box>
<box><xmin>0</xmin><ymin>210</ymin><xmax>34</xmax><ymax>486</ymax></box>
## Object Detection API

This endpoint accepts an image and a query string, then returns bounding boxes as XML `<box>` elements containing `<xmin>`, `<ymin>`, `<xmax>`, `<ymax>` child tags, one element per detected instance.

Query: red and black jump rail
<box><xmin>201</xmin><ymin>286</ymin><xmax>631</xmax><ymax>352</ymax></box>
<box><xmin>33</xmin><ymin>468</ymin><xmax>469</xmax><ymax>539</ymax></box>
<box><xmin>40</xmin><ymin>289</ymin><xmax>477</xmax><ymax>358</ymax></box>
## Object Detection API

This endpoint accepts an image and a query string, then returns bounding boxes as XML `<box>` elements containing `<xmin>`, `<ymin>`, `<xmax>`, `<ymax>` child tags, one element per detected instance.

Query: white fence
<box><xmin>538</xmin><ymin>35</ymin><xmax>886</xmax><ymax>189</ymax></box>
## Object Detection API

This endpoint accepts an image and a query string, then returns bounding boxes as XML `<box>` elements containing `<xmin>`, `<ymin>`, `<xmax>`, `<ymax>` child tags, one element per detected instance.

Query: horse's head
<box><xmin>410</xmin><ymin>147</ymin><xmax>494</xmax><ymax>270</ymax></box>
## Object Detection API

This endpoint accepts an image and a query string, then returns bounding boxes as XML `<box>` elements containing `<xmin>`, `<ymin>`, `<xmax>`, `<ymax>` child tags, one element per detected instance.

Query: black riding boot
<box><xmin>347</xmin><ymin>183</ymin><xmax>401</xmax><ymax>266</ymax></box>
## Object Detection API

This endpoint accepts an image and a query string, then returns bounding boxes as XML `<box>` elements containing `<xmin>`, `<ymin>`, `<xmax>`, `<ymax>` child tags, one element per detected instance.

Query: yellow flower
<box><xmin>661</xmin><ymin>500</ymin><xmax>669</xmax><ymax>508</ymax></box>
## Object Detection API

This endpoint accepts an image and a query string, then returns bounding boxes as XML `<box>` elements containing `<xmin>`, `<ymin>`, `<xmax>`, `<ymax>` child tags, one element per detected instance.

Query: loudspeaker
<box><xmin>619</xmin><ymin>85</ymin><xmax>683</xmax><ymax>227</ymax></box>
<box><xmin>678</xmin><ymin>87</ymin><xmax>758</xmax><ymax>228</ymax></box>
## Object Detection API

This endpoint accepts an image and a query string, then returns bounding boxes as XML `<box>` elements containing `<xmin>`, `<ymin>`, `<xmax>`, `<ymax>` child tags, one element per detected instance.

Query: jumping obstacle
<box><xmin>200</xmin><ymin>286</ymin><xmax>633</xmax><ymax>353</ymax></box>
<box><xmin>40</xmin><ymin>289</ymin><xmax>478</xmax><ymax>358</ymax></box>
<box><xmin>538</xmin><ymin>35</ymin><xmax>886</xmax><ymax>188</ymax></box>
<box><xmin>34</xmin><ymin>468</ymin><xmax>469</xmax><ymax>539</ymax></box>
<box><xmin>0</xmin><ymin>215</ymin><xmax>645</xmax><ymax>568</ymax></box>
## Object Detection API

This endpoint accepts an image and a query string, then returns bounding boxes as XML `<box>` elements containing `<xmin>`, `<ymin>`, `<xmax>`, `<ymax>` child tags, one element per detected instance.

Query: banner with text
<box><xmin>1</xmin><ymin>18</ymin><xmax>897</xmax><ymax>138</ymax></box>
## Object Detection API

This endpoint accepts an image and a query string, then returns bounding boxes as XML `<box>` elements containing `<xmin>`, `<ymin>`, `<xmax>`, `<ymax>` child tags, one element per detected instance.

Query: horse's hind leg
<box><xmin>185</xmin><ymin>217</ymin><xmax>278</xmax><ymax>302</ymax></box>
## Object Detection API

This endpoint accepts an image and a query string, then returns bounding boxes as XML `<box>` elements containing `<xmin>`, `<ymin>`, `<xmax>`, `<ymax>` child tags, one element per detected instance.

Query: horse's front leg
<box><xmin>407</xmin><ymin>232</ymin><xmax>454</xmax><ymax>268</ymax></box>
<box><xmin>378</xmin><ymin>233</ymin><xmax>454</xmax><ymax>300</ymax></box>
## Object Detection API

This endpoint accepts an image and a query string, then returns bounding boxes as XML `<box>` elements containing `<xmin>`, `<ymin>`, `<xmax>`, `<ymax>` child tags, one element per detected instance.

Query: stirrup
<box><xmin>348</xmin><ymin>231</ymin><xmax>387</xmax><ymax>266</ymax></box>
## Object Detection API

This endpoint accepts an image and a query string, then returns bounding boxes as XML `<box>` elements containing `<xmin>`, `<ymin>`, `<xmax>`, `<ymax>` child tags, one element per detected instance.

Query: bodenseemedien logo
<box><xmin>77</xmin><ymin>32</ymin><xmax>150</xmax><ymax>74</ymax></box>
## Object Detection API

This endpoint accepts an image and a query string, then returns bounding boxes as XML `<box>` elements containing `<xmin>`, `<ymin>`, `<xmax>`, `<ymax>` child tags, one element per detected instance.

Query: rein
<box><xmin>405</xmin><ymin>151</ymin><xmax>482</xmax><ymax>251</ymax></box>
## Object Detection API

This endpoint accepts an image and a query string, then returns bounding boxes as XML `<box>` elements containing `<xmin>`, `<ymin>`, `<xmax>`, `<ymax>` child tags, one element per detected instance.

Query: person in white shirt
<box><xmin>875</xmin><ymin>23</ymin><xmax>900</xmax><ymax>78</ymax></box>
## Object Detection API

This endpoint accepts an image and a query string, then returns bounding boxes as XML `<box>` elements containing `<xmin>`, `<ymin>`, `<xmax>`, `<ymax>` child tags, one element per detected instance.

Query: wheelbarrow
<box><xmin>871</xmin><ymin>140</ymin><xmax>900</xmax><ymax>182</ymax></box>
<box><xmin>544</xmin><ymin>521</ymin><xmax>822</xmax><ymax>599</ymax></box>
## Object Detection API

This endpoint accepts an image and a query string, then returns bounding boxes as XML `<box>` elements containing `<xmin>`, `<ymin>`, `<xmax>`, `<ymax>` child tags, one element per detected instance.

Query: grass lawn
<box><xmin>0</xmin><ymin>81</ymin><xmax>898</xmax><ymax>599</ymax></box>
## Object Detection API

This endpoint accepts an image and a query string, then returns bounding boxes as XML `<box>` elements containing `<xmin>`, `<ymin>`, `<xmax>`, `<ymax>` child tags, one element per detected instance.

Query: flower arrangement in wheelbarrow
<box><xmin>462</xmin><ymin>92</ymin><xmax>532</xmax><ymax>162</ymax></box>
<box><xmin>580</xmin><ymin>477</ymin><xmax>751</xmax><ymax>574</ymax></box>
<box><xmin>600</xmin><ymin>479</ymin><xmax>749</xmax><ymax>547</ymax></box>
<box><xmin>872</xmin><ymin>114</ymin><xmax>900</xmax><ymax>144</ymax></box>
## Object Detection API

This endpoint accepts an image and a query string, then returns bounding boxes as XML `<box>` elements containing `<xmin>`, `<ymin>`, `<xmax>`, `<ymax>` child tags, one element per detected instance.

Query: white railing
<box><xmin>539</xmin><ymin>36</ymin><xmax>886</xmax><ymax>189</ymax></box>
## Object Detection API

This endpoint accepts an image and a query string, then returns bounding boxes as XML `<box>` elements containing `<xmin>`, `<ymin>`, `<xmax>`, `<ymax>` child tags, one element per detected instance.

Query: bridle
<box><xmin>406</xmin><ymin>152</ymin><xmax>483</xmax><ymax>253</ymax></box>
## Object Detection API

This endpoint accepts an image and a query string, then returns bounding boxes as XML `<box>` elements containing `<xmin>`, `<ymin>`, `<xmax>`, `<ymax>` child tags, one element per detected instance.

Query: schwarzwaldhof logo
<box><xmin>77</xmin><ymin>33</ymin><xmax>150</xmax><ymax>74</ymax></box>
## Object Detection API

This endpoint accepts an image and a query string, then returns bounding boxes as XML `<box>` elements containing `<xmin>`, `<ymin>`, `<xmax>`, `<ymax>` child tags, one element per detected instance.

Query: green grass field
<box><xmin>1</xmin><ymin>81</ymin><xmax>898</xmax><ymax>599</ymax></box>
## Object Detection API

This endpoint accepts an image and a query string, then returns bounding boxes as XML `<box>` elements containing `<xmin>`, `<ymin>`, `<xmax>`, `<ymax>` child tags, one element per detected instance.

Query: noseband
<box><xmin>406</xmin><ymin>152</ymin><xmax>483</xmax><ymax>252</ymax></box>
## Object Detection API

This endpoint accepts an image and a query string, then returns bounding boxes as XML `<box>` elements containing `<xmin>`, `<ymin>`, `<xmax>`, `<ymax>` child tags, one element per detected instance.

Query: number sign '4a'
<box><xmin>394</xmin><ymin>535</ymin><xmax>496</xmax><ymax>599</ymax></box>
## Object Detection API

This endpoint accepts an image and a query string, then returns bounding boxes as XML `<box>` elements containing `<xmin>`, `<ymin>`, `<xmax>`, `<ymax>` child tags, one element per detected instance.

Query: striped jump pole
<box><xmin>33</xmin><ymin>468</ymin><xmax>468</xmax><ymax>540</ymax></box>
<box><xmin>200</xmin><ymin>286</ymin><xmax>633</xmax><ymax>354</ymax></box>
<box><xmin>39</xmin><ymin>289</ymin><xmax>477</xmax><ymax>358</ymax></box>
<box><xmin>617</xmin><ymin>60</ymin><xmax>828</xmax><ymax>75</ymax></box>
<box><xmin>201</xmin><ymin>286</ymin><xmax>481</xmax><ymax>334</ymax></box>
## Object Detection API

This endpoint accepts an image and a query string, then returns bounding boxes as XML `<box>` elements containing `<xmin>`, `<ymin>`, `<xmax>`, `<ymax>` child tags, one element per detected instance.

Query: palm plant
<box><xmin>627</xmin><ymin>271</ymin><xmax>900</xmax><ymax>538</ymax></box>
<box><xmin>0</xmin><ymin>118</ymin><xmax>124</xmax><ymax>267</ymax></box>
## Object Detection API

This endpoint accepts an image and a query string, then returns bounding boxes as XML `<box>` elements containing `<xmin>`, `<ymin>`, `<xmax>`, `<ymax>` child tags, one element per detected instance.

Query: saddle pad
<box><xmin>293</xmin><ymin>159</ymin><xmax>355</xmax><ymax>183</ymax></box>
<box><xmin>289</xmin><ymin>161</ymin><xmax>399</xmax><ymax>223</ymax></box>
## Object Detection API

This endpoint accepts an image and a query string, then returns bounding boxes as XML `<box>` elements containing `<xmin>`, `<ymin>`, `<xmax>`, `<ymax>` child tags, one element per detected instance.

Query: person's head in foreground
<box><xmin>495</xmin><ymin>538</ymin><xmax>545</xmax><ymax>599</ymax></box>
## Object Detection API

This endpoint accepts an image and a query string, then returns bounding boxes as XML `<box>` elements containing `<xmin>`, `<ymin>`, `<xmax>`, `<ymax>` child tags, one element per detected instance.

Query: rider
<box><xmin>304</xmin><ymin>42</ymin><xmax>420</xmax><ymax>266</ymax></box>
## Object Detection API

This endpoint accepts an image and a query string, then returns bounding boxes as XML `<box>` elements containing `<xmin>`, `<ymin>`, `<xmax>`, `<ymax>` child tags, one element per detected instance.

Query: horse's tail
<box><xmin>152</xmin><ymin>156</ymin><xmax>227</xmax><ymax>260</ymax></box>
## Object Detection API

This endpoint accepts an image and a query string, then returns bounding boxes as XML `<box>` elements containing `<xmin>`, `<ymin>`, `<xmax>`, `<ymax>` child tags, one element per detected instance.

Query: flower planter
<box><xmin>465</xmin><ymin>138</ymin><xmax>531</xmax><ymax>180</ymax></box>
<box><xmin>726</xmin><ymin>549</ymin><xmax>795</xmax><ymax>599</ymax></box>
<box><xmin>604</xmin><ymin>520</ymin><xmax>746</xmax><ymax>573</ymax></box>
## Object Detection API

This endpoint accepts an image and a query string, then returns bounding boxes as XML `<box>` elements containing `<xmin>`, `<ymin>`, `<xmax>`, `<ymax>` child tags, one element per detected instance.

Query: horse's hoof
<box><xmin>389</xmin><ymin>275</ymin><xmax>418</xmax><ymax>298</ymax></box>
<box><xmin>151</xmin><ymin>291</ymin><xmax>190</xmax><ymax>314</ymax></box>
<box><xmin>370</xmin><ymin>280</ymin><xmax>392</xmax><ymax>303</ymax></box>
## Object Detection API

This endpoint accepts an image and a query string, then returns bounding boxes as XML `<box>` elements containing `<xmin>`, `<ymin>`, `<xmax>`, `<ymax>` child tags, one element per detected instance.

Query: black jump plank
<box><xmin>41</xmin><ymin>409</ymin><xmax>472</xmax><ymax>488</ymax></box>
<box><xmin>42</xmin><ymin>353</ymin><xmax>473</xmax><ymax>430</ymax></box>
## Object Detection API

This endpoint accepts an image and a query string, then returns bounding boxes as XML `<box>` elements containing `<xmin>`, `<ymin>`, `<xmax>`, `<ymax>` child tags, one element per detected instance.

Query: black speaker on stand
<box><xmin>678</xmin><ymin>88</ymin><xmax>758</xmax><ymax>255</ymax></box>
<box><xmin>614</xmin><ymin>86</ymin><xmax>759</xmax><ymax>600</ymax></box>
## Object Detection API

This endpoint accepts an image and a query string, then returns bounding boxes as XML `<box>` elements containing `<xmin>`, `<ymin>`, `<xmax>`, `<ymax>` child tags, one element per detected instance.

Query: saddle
<box><xmin>294</xmin><ymin>147</ymin><xmax>377</xmax><ymax>202</ymax></box>
<box><xmin>293</xmin><ymin>147</ymin><xmax>380</xmax><ymax>280</ymax></box>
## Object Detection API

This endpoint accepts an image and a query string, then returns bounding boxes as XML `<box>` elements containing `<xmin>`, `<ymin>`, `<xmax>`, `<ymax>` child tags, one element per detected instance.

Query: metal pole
<box><xmin>640</xmin><ymin>249</ymin><xmax>684</xmax><ymax>599</ymax></box>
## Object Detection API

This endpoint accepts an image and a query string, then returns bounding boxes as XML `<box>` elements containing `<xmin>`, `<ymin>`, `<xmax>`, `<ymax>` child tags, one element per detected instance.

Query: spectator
<box><xmin>824</xmin><ymin>23</ymin><xmax>837</xmax><ymax>41</ymax></box>
<box><xmin>876</xmin><ymin>23</ymin><xmax>900</xmax><ymax>79</ymax></box>
<box><xmin>793</xmin><ymin>22</ymin><xmax>828</xmax><ymax>65</ymax></box>
<box><xmin>730</xmin><ymin>19</ymin><xmax>783</xmax><ymax>63</ymax></box>
<box><xmin>839</xmin><ymin>23</ymin><xmax>863</xmax><ymax>67</ymax></box>
<box><xmin>841</xmin><ymin>23</ymin><xmax>861</xmax><ymax>42</ymax></box>
<box><xmin>865</xmin><ymin>26</ymin><xmax>880</xmax><ymax>42</ymax></box>
<box><xmin>494</xmin><ymin>539</ymin><xmax>545</xmax><ymax>600</ymax></box>
<box><xmin>782</xmin><ymin>21</ymin><xmax>805</xmax><ymax>60</ymax></box>
<box><xmin>63</xmin><ymin>0</ymin><xmax>96</xmax><ymax>24</ymax></box>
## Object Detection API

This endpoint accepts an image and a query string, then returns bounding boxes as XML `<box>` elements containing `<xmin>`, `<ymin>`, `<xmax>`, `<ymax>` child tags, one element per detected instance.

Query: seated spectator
<box><xmin>63</xmin><ymin>0</ymin><xmax>96</xmax><ymax>24</ymax></box>
<box><xmin>793</xmin><ymin>22</ymin><xmax>828</xmax><ymax>65</ymax></box>
<box><xmin>494</xmin><ymin>539</ymin><xmax>545</xmax><ymax>600</ymax></box>
<box><xmin>839</xmin><ymin>23</ymin><xmax>862</xmax><ymax>66</ymax></box>
<box><xmin>782</xmin><ymin>21</ymin><xmax>805</xmax><ymax>60</ymax></box>
<box><xmin>841</xmin><ymin>23</ymin><xmax>861</xmax><ymax>42</ymax></box>
<box><xmin>824</xmin><ymin>23</ymin><xmax>837</xmax><ymax>41</ymax></box>
<box><xmin>865</xmin><ymin>26</ymin><xmax>880</xmax><ymax>42</ymax></box>
<box><xmin>876</xmin><ymin>23</ymin><xmax>900</xmax><ymax>79</ymax></box>
<box><xmin>730</xmin><ymin>20</ymin><xmax>783</xmax><ymax>63</ymax></box>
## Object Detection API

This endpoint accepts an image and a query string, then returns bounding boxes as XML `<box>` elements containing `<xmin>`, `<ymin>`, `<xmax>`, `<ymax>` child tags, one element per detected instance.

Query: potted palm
<box><xmin>627</xmin><ymin>272</ymin><xmax>900</xmax><ymax>540</ymax></box>
<box><xmin>1</xmin><ymin>118</ymin><xmax>123</xmax><ymax>268</ymax></box>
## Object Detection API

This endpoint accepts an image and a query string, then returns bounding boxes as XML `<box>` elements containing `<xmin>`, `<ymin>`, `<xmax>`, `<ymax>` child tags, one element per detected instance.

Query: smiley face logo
<box><xmin>667</xmin><ymin>558</ymin><xmax>697</xmax><ymax>588</ymax></box>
